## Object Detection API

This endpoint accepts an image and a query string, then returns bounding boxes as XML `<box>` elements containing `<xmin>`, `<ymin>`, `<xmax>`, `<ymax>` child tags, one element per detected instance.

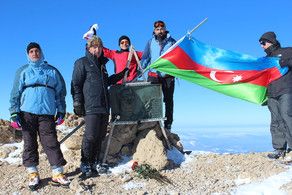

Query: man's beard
<box><xmin>155</xmin><ymin>33</ymin><xmax>167</xmax><ymax>42</ymax></box>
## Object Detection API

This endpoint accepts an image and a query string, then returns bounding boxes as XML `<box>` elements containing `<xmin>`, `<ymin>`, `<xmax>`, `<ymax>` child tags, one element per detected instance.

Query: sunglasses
<box><xmin>260</xmin><ymin>41</ymin><xmax>267</xmax><ymax>46</ymax></box>
<box><xmin>120</xmin><ymin>40</ymin><xmax>129</xmax><ymax>45</ymax></box>
<box><xmin>154</xmin><ymin>22</ymin><xmax>165</xmax><ymax>28</ymax></box>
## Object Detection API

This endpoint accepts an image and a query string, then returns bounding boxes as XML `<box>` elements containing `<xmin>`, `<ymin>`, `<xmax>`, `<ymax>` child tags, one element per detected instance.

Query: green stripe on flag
<box><xmin>150</xmin><ymin>58</ymin><xmax>267</xmax><ymax>104</ymax></box>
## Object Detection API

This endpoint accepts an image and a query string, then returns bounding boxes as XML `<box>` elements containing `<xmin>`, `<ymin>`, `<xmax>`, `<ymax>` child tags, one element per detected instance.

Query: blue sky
<box><xmin>1</xmin><ymin>0</ymin><xmax>292</xmax><ymax>128</ymax></box>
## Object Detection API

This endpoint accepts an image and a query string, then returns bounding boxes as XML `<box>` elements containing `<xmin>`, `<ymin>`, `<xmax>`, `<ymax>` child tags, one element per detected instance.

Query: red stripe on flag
<box><xmin>162</xmin><ymin>46</ymin><xmax>282</xmax><ymax>87</ymax></box>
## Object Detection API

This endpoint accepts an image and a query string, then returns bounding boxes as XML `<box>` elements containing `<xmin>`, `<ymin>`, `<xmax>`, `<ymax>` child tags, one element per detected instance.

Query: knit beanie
<box><xmin>118</xmin><ymin>35</ymin><xmax>131</xmax><ymax>46</ymax></box>
<box><xmin>259</xmin><ymin>31</ymin><xmax>277</xmax><ymax>44</ymax></box>
<box><xmin>26</xmin><ymin>42</ymin><xmax>41</xmax><ymax>53</ymax></box>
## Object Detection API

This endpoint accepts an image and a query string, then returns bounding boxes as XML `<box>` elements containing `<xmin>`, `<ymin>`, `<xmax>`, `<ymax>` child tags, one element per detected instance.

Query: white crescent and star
<box><xmin>210</xmin><ymin>71</ymin><xmax>242</xmax><ymax>83</ymax></box>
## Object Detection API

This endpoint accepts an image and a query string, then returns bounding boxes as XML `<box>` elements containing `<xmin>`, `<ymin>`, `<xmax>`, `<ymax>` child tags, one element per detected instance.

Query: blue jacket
<box><xmin>141</xmin><ymin>33</ymin><xmax>176</xmax><ymax>77</ymax></box>
<box><xmin>9</xmin><ymin>54</ymin><xmax>66</xmax><ymax>115</ymax></box>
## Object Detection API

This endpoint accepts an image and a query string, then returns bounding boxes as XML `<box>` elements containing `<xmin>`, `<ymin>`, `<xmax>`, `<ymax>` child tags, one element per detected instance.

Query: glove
<box><xmin>10</xmin><ymin>113</ymin><xmax>22</xmax><ymax>130</ymax></box>
<box><xmin>55</xmin><ymin>112</ymin><xmax>65</xmax><ymax>125</ymax></box>
<box><xmin>73</xmin><ymin>102</ymin><xmax>85</xmax><ymax>116</ymax></box>
<box><xmin>108</xmin><ymin>67</ymin><xmax>129</xmax><ymax>85</ymax></box>
<box><xmin>122</xmin><ymin>67</ymin><xmax>130</xmax><ymax>76</ymax></box>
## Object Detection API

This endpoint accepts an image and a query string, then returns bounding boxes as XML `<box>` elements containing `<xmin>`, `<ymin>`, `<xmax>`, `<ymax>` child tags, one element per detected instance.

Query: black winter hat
<box><xmin>118</xmin><ymin>35</ymin><xmax>131</xmax><ymax>46</ymax></box>
<box><xmin>259</xmin><ymin>31</ymin><xmax>277</xmax><ymax>44</ymax></box>
<box><xmin>26</xmin><ymin>42</ymin><xmax>41</xmax><ymax>53</ymax></box>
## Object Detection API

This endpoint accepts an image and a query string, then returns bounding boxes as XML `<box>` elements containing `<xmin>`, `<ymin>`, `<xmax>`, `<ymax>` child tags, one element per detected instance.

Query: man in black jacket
<box><xmin>259</xmin><ymin>31</ymin><xmax>292</xmax><ymax>159</ymax></box>
<box><xmin>71</xmin><ymin>35</ymin><xmax>126</xmax><ymax>177</ymax></box>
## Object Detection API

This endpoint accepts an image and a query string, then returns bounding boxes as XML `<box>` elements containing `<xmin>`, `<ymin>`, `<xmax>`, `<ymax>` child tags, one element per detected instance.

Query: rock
<box><xmin>0</xmin><ymin>148</ymin><xmax>10</xmax><ymax>158</ymax></box>
<box><xmin>0</xmin><ymin>146</ymin><xmax>17</xmax><ymax>158</ymax></box>
<box><xmin>120</xmin><ymin>144</ymin><xmax>132</xmax><ymax>156</ymax></box>
<box><xmin>133</xmin><ymin>130</ymin><xmax>169</xmax><ymax>170</ymax></box>
<box><xmin>65</xmin><ymin>134</ymin><xmax>83</xmax><ymax>150</ymax></box>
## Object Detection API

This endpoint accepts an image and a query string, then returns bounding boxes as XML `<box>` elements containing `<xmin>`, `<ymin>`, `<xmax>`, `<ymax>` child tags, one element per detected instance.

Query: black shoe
<box><xmin>79</xmin><ymin>163</ymin><xmax>92</xmax><ymax>179</ymax></box>
<box><xmin>96</xmin><ymin>163</ymin><xmax>111</xmax><ymax>174</ymax></box>
<box><xmin>90</xmin><ymin>164</ymin><xmax>99</xmax><ymax>176</ymax></box>
<box><xmin>267</xmin><ymin>149</ymin><xmax>286</xmax><ymax>159</ymax></box>
<box><xmin>287</xmin><ymin>148</ymin><xmax>292</xmax><ymax>153</ymax></box>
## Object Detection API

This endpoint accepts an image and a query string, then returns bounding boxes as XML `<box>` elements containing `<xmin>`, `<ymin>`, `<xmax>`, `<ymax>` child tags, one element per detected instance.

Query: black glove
<box><xmin>55</xmin><ymin>112</ymin><xmax>65</xmax><ymax>125</ymax></box>
<box><xmin>123</xmin><ymin>67</ymin><xmax>130</xmax><ymax>76</ymax></box>
<box><xmin>108</xmin><ymin>67</ymin><xmax>129</xmax><ymax>85</ymax></box>
<box><xmin>73</xmin><ymin>102</ymin><xmax>85</xmax><ymax>116</ymax></box>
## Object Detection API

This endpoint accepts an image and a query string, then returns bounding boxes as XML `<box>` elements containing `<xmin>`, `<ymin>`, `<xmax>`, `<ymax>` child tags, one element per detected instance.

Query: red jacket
<box><xmin>103</xmin><ymin>47</ymin><xmax>143</xmax><ymax>84</ymax></box>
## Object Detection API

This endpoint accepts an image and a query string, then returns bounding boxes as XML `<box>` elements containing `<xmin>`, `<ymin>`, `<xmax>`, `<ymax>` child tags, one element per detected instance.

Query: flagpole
<box><xmin>132</xmin><ymin>18</ymin><xmax>208</xmax><ymax>82</ymax></box>
<box><xmin>187</xmin><ymin>17</ymin><xmax>208</xmax><ymax>36</ymax></box>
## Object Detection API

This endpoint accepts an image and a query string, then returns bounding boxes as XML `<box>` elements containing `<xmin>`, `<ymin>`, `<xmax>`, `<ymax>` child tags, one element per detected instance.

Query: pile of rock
<box><xmin>62</xmin><ymin>113</ymin><xmax>184</xmax><ymax>170</ymax></box>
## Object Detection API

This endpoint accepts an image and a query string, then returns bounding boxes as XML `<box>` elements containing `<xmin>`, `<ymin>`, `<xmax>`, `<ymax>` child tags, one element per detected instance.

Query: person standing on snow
<box><xmin>71</xmin><ymin>35</ymin><xmax>127</xmax><ymax>178</ymax></box>
<box><xmin>259</xmin><ymin>32</ymin><xmax>292</xmax><ymax>159</ymax></box>
<box><xmin>141</xmin><ymin>20</ymin><xmax>176</xmax><ymax>131</ymax></box>
<box><xmin>9</xmin><ymin>42</ymin><xmax>70</xmax><ymax>190</ymax></box>
<box><xmin>103</xmin><ymin>35</ymin><xmax>143</xmax><ymax>84</ymax></box>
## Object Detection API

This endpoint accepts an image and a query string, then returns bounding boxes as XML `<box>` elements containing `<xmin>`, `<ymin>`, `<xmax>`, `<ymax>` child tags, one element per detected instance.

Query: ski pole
<box><xmin>59</xmin><ymin>120</ymin><xmax>85</xmax><ymax>144</ymax></box>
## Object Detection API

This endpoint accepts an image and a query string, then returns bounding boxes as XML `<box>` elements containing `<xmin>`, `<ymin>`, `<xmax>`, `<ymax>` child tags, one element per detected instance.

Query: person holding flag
<box><xmin>259</xmin><ymin>31</ymin><xmax>292</xmax><ymax>159</ymax></box>
<box><xmin>141</xmin><ymin>20</ymin><xmax>176</xmax><ymax>131</ymax></box>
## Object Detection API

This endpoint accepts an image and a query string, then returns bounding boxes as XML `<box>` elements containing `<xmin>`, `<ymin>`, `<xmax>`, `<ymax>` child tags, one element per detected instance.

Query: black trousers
<box><xmin>81</xmin><ymin>114</ymin><xmax>109</xmax><ymax>164</ymax></box>
<box><xmin>268</xmin><ymin>93</ymin><xmax>292</xmax><ymax>150</ymax></box>
<box><xmin>148</xmin><ymin>76</ymin><xmax>175</xmax><ymax>129</ymax></box>
<box><xmin>21</xmin><ymin>112</ymin><xmax>66</xmax><ymax>167</ymax></box>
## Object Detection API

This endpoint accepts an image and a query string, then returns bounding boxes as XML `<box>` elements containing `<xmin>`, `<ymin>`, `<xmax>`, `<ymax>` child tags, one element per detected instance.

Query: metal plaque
<box><xmin>109</xmin><ymin>82</ymin><xmax>163</xmax><ymax>122</ymax></box>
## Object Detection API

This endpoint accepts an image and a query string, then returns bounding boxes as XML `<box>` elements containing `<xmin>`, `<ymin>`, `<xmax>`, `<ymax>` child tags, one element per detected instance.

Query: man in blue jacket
<box><xmin>141</xmin><ymin>20</ymin><xmax>176</xmax><ymax>130</ymax></box>
<box><xmin>9</xmin><ymin>42</ymin><xmax>70</xmax><ymax>190</ymax></box>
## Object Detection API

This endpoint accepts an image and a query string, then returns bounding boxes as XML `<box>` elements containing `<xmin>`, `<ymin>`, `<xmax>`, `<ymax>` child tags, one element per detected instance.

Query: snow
<box><xmin>122</xmin><ymin>181</ymin><xmax>145</xmax><ymax>190</ymax></box>
<box><xmin>232</xmin><ymin>167</ymin><xmax>292</xmax><ymax>195</ymax></box>
<box><xmin>0</xmin><ymin>141</ymin><xmax>23</xmax><ymax>164</ymax></box>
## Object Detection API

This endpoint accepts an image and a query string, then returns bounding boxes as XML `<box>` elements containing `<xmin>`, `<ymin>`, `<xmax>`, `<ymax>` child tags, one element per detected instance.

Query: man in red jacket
<box><xmin>103</xmin><ymin>35</ymin><xmax>143</xmax><ymax>84</ymax></box>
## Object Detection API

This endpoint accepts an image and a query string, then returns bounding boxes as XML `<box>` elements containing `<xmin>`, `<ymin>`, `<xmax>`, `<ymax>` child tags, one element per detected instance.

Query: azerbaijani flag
<box><xmin>149</xmin><ymin>35</ymin><xmax>288</xmax><ymax>104</ymax></box>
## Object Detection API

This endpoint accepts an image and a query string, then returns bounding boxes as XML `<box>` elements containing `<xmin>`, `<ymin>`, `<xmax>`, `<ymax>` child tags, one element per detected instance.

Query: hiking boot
<box><xmin>28</xmin><ymin>172</ymin><xmax>40</xmax><ymax>191</ymax></box>
<box><xmin>51</xmin><ymin>173</ymin><xmax>70</xmax><ymax>186</ymax></box>
<box><xmin>267</xmin><ymin>149</ymin><xmax>286</xmax><ymax>159</ymax></box>
<box><xmin>96</xmin><ymin>163</ymin><xmax>111</xmax><ymax>174</ymax></box>
<box><xmin>90</xmin><ymin>163</ymin><xmax>99</xmax><ymax>176</ymax></box>
<box><xmin>80</xmin><ymin>163</ymin><xmax>92</xmax><ymax>178</ymax></box>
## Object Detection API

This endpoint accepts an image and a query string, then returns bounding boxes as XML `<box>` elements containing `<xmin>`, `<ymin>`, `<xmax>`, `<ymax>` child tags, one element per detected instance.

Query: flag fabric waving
<box><xmin>149</xmin><ymin>35</ymin><xmax>288</xmax><ymax>104</ymax></box>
